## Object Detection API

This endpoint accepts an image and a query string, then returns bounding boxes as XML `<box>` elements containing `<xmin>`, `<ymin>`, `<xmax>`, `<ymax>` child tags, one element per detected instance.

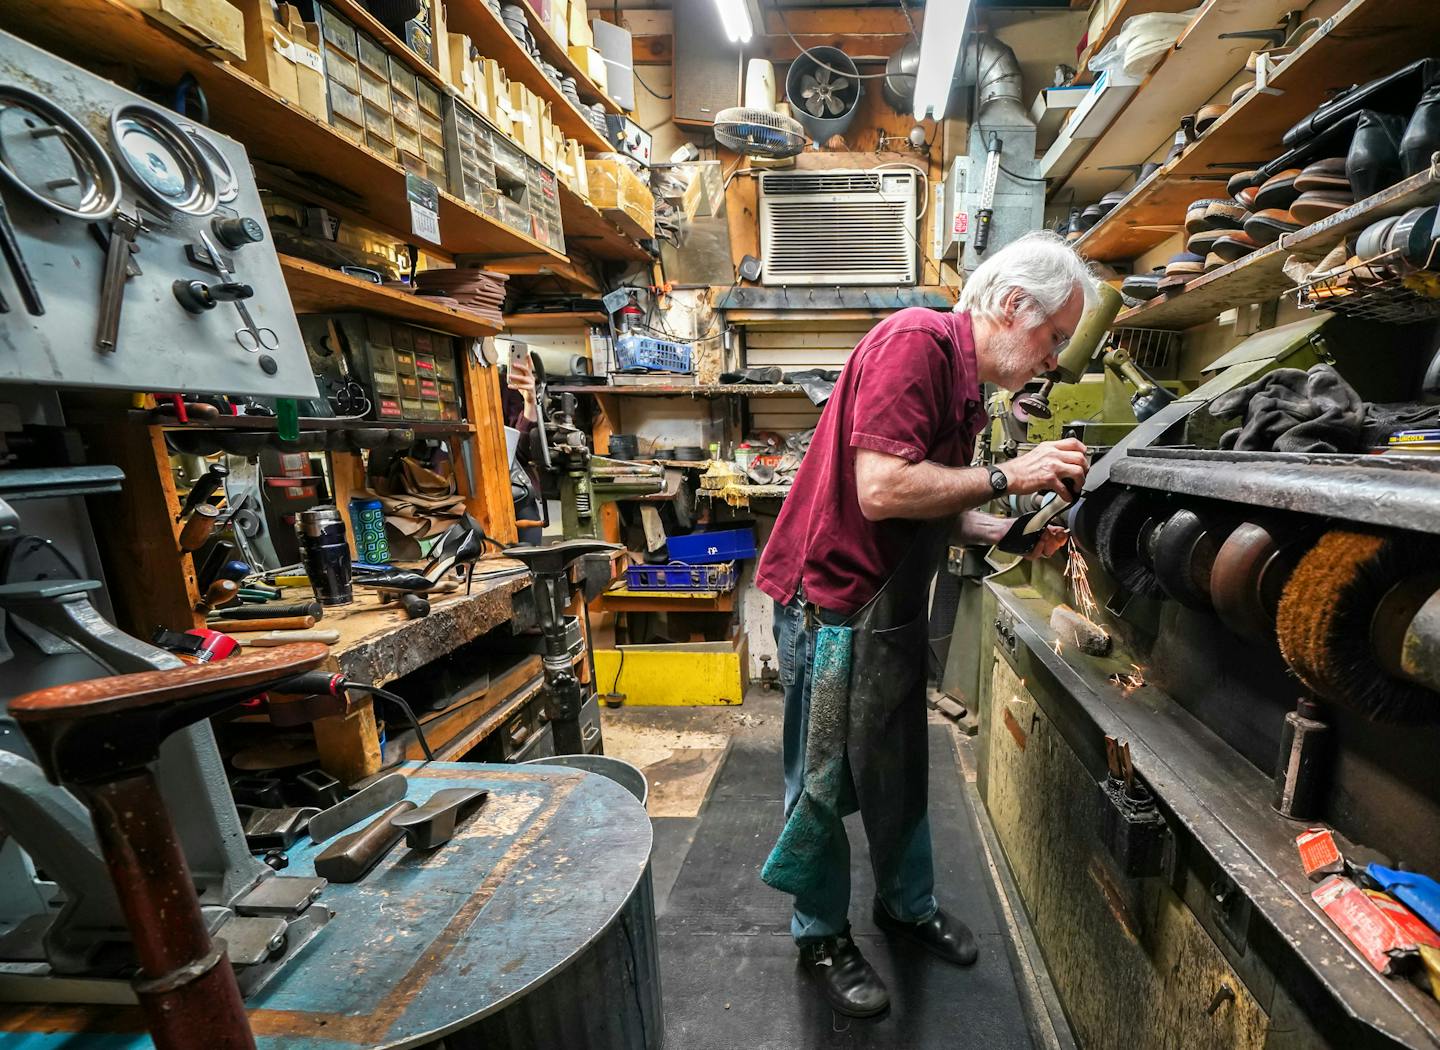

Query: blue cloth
<box><xmin>771</xmin><ymin>597</ymin><xmax>937</xmax><ymax>943</ymax></box>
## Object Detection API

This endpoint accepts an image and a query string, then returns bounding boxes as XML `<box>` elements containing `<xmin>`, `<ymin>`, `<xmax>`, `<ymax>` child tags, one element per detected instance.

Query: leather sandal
<box><xmin>1293</xmin><ymin>157</ymin><xmax>1350</xmax><ymax>193</ymax></box>
<box><xmin>1244</xmin><ymin>208</ymin><xmax>1303</xmax><ymax>245</ymax></box>
<box><xmin>1255</xmin><ymin>168</ymin><xmax>1303</xmax><ymax>211</ymax></box>
<box><xmin>1401</xmin><ymin>82</ymin><xmax>1440</xmax><ymax>178</ymax></box>
<box><xmin>1289</xmin><ymin>189</ymin><xmax>1354</xmax><ymax>225</ymax></box>
<box><xmin>798</xmin><ymin>930</ymin><xmax>890</xmax><ymax>1017</ymax></box>
<box><xmin>1346</xmin><ymin>110</ymin><xmax>1407</xmax><ymax>199</ymax></box>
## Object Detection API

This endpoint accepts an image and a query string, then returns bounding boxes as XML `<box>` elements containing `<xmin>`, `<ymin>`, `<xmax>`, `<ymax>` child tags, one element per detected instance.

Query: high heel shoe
<box><xmin>422</xmin><ymin>518</ymin><xmax>485</xmax><ymax>583</ymax></box>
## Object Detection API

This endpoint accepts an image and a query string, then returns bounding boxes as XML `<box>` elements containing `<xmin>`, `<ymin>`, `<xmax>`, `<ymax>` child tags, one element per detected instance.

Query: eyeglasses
<box><xmin>1038</xmin><ymin>313</ymin><xmax>1072</xmax><ymax>356</ymax></box>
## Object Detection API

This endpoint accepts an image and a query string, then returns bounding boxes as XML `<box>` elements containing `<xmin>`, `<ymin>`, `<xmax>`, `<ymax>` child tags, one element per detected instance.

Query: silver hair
<box><xmin>957</xmin><ymin>231</ymin><xmax>1097</xmax><ymax>324</ymax></box>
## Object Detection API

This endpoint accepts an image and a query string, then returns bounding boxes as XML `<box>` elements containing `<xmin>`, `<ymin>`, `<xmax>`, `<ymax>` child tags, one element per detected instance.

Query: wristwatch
<box><xmin>988</xmin><ymin>466</ymin><xmax>1009</xmax><ymax>495</ymax></box>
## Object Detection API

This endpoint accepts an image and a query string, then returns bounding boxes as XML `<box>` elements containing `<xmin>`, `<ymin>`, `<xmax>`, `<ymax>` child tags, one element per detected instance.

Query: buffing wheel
<box><xmin>1152</xmin><ymin>507</ymin><xmax>1235</xmax><ymax>610</ymax></box>
<box><xmin>1094</xmin><ymin>489</ymin><xmax>1167</xmax><ymax>598</ymax></box>
<box><xmin>1210</xmin><ymin>519</ymin><xmax>1308</xmax><ymax>640</ymax></box>
<box><xmin>1276</xmin><ymin>529</ymin><xmax>1440</xmax><ymax>723</ymax></box>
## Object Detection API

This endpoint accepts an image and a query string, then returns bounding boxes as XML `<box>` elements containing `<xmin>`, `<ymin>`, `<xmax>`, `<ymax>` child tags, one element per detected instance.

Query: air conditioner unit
<box><xmin>758</xmin><ymin>169</ymin><xmax>918</xmax><ymax>286</ymax></box>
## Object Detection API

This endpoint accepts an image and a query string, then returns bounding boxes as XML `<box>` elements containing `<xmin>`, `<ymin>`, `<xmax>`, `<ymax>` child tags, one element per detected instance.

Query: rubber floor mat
<box><xmin>658</xmin><ymin>726</ymin><xmax>1038</xmax><ymax>1049</ymax></box>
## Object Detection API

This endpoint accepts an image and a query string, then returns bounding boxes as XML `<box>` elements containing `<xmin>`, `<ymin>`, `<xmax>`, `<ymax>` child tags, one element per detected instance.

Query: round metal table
<box><xmin>0</xmin><ymin>762</ymin><xmax>661</xmax><ymax>1049</ymax></box>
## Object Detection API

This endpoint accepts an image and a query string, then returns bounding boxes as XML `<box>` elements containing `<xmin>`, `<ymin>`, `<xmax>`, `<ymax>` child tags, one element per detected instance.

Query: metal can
<box><xmin>348</xmin><ymin>496</ymin><xmax>391</xmax><ymax>564</ymax></box>
<box><xmin>296</xmin><ymin>505</ymin><xmax>354</xmax><ymax>606</ymax></box>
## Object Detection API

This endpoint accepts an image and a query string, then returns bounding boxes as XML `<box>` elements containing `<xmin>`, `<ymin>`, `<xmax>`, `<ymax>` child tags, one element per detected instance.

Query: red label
<box><xmin>1296</xmin><ymin>827</ymin><xmax>1343</xmax><ymax>879</ymax></box>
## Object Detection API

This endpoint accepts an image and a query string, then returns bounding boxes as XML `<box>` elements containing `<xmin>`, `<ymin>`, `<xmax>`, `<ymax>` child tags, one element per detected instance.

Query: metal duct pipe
<box><xmin>884</xmin><ymin>34</ymin><xmax>1031</xmax><ymax>127</ymax></box>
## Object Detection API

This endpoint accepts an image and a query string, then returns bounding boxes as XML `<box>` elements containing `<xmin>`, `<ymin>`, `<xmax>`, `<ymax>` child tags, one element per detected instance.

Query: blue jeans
<box><xmin>774</xmin><ymin>596</ymin><xmax>938</xmax><ymax>943</ymax></box>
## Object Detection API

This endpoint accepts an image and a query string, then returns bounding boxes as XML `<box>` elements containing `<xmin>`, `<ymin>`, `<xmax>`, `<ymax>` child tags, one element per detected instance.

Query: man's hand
<box><xmin>1023</xmin><ymin>524</ymin><xmax>1069</xmax><ymax>560</ymax></box>
<box><xmin>999</xmin><ymin>438</ymin><xmax>1088</xmax><ymax>498</ymax></box>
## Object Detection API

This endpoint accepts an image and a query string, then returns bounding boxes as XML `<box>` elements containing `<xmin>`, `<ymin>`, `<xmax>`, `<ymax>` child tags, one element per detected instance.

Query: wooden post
<box><xmin>460</xmin><ymin>355</ymin><xmax>519</xmax><ymax>544</ymax></box>
<box><xmin>79</xmin><ymin>423</ymin><xmax>202</xmax><ymax>634</ymax></box>
<box><xmin>313</xmin><ymin>698</ymin><xmax>383</xmax><ymax>783</ymax></box>
<box><xmin>327</xmin><ymin>450</ymin><xmax>368</xmax><ymax>557</ymax></box>
<box><xmin>591</xmin><ymin>393</ymin><xmax>622</xmax><ymax>543</ymax></box>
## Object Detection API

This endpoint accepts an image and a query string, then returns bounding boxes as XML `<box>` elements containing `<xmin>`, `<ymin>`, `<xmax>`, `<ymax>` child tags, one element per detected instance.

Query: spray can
<box><xmin>348</xmin><ymin>496</ymin><xmax>390</xmax><ymax>564</ymax></box>
<box><xmin>297</xmin><ymin>505</ymin><xmax>353</xmax><ymax>606</ymax></box>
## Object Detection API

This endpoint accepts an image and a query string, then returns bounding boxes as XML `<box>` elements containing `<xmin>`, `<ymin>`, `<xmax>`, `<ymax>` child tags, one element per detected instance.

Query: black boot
<box><xmin>797</xmin><ymin>930</ymin><xmax>889</xmax><ymax>1017</ymax></box>
<box><xmin>1401</xmin><ymin>84</ymin><xmax>1440</xmax><ymax>178</ymax></box>
<box><xmin>873</xmin><ymin>899</ymin><xmax>979</xmax><ymax>966</ymax></box>
<box><xmin>1346</xmin><ymin>110</ymin><xmax>1406</xmax><ymax>199</ymax></box>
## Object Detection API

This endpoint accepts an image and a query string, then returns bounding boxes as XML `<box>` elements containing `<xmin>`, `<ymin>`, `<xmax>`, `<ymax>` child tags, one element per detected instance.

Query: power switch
<box><xmin>212</xmin><ymin>216</ymin><xmax>265</xmax><ymax>250</ymax></box>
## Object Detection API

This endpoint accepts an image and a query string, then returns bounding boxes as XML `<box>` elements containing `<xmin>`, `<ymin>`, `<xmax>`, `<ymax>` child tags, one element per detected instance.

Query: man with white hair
<box><xmin>755</xmin><ymin>231</ymin><xmax>1094</xmax><ymax>1017</ymax></box>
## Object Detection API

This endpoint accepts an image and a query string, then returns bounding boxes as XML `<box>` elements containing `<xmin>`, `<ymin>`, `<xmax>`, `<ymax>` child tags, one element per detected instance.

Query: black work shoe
<box><xmin>798</xmin><ymin>930</ymin><xmax>889</xmax><ymax>1017</ymax></box>
<box><xmin>873</xmin><ymin>900</ymin><xmax>979</xmax><ymax>967</ymax></box>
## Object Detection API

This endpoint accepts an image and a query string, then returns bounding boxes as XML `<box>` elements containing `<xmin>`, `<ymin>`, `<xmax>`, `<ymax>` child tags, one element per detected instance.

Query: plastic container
<box><xmin>614</xmin><ymin>333</ymin><xmax>693</xmax><ymax>373</ymax></box>
<box><xmin>625</xmin><ymin>561</ymin><xmax>737</xmax><ymax>592</ymax></box>
<box><xmin>667</xmin><ymin>527</ymin><xmax>756</xmax><ymax>564</ymax></box>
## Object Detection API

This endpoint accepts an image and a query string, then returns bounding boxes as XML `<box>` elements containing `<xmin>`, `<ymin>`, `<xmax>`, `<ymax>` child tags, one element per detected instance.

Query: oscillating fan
<box><xmin>713</xmin><ymin>108</ymin><xmax>809</xmax><ymax>159</ymax></box>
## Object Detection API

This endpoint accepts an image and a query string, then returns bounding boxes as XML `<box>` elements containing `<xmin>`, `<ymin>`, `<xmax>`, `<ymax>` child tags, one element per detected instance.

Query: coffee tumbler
<box><xmin>297</xmin><ymin>505</ymin><xmax>353</xmax><ymax>606</ymax></box>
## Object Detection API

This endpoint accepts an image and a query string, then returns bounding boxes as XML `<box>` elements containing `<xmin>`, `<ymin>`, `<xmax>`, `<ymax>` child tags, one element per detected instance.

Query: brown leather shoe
<box><xmin>1255</xmin><ymin>169</ymin><xmax>1303</xmax><ymax>211</ymax></box>
<box><xmin>1184</xmin><ymin>198</ymin><xmax>1234</xmax><ymax>234</ymax></box>
<box><xmin>1204</xmin><ymin>200</ymin><xmax>1249</xmax><ymax>229</ymax></box>
<box><xmin>1231</xmin><ymin>81</ymin><xmax>1253</xmax><ymax>106</ymax></box>
<box><xmin>1289</xmin><ymin>190</ymin><xmax>1353</xmax><ymax>225</ymax></box>
<box><xmin>1195</xmin><ymin>103</ymin><xmax>1228</xmax><ymax>134</ymax></box>
<box><xmin>1235</xmin><ymin>186</ymin><xmax>1259</xmax><ymax>210</ymax></box>
<box><xmin>1244</xmin><ymin>208</ymin><xmax>1303</xmax><ymax>245</ymax></box>
<box><xmin>1228</xmin><ymin>170</ymin><xmax>1262</xmax><ymax>197</ymax></box>
<box><xmin>1186</xmin><ymin>228</ymin><xmax>1227</xmax><ymax>256</ymax></box>
<box><xmin>1204</xmin><ymin>251</ymin><xmax>1227</xmax><ymax>273</ymax></box>
<box><xmin>1294</xmin><ymin>157</ymin><xmax>1349</xmax><ymax>193</ymax></box>
<box><xmin>1211</xmin><ymin>230</ymin><xmax>1260</xmax><ymax>262</ymax></box>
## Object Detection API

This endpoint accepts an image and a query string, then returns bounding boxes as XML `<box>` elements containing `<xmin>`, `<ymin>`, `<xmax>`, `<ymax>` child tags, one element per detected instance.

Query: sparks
<box><xmin>1108</xmin><ymin>664</ymin><xmax>1146</xmax><ymax>693</ymax></box>
<box><xmin>1065</xmin><ymin>540</ymin><xmax>1100</xmax><ymax>622</ymax></box>
<box><xmin>1051</xmin><ymin>638</ymin><xmax>1064</xmax><ymax>655</ymax></box>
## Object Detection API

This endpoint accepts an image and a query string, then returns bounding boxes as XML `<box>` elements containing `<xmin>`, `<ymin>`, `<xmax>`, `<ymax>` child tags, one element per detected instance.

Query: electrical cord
<box><xmin>771</xmin><ymin>1</ymin><xmax>896</xmax><ymax>79</ymax></box>
<box><xmin>345</xmin><ymin>682</ymin><xmax>435</xmax><ymax>761</ymax></box>
<box><xmin>999</xmin><ymin>164</ymin><xmax>1048</xmax><ymax>184</ymax></box>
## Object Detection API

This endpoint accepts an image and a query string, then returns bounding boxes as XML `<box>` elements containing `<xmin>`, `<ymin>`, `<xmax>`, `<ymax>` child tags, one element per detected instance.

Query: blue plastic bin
<box><xmin>666</xmin><ymin>527</ymin><xmax>756</xmax><ymax>564</ymax></box>
<box><xmin>625</xmin><ymin>561</ymin><xmax>737</xmax><ymax>592</ymax></box>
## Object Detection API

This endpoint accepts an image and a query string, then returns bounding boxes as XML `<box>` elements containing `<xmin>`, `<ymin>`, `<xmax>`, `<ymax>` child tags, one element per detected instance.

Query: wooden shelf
<box><xmin>1051</xmin><ymin>0</ymin><xmax>1299</xmax><ymax>202</ymax></box>
<box><xmin>1115</xmin><ymin>167</ymin><xmax>1440</xmax><ymax>329</ymax></box>
<box><xmin>134</xmin><ymin>411</ymin><xmax>477</xmax><ymax>434</ymax></box>
<box><xmin>444</xmin><ymin>0</ymin><xmax>611</xmax><ymax>153</ymax></box>
<box><xmin>551</xmin><ymin>383</ymin><xmax>810</xmax><ymax>398</ymax></box>
<box><xmin>281</xmin><ymin>256</ymin><xmax>501</xmax><ymax>336</ymax></box>
<box><xmin>504</xmin><ymin>311</ymin><xmax>608</xmax><ymax>331</ymax></box>
<box><xmin>326</xmin><ymin>0</ymin><xmax>447</xmax><ymax>94</ymax></box>
<box><xmin>1079</xmin><ymin>0</ymin><xmax>1440</xmax><ymax>262</ymax></box>
<box><xmin>590</xmin><ymin>587</ymin><xmax>735</xmax><ymax>614</ymax></box>
<box><xmin>1073</xmin><ymin>0</ymin><xmax>1197</xmax><ymax>84</ymax></box>
<box><xmin>558</xmin><ymin>182</ymin><xmax>651</xmax><ymax>262</ymax></box>
<box><xmin>526</xmin><ymin>7</ymin><xmax>621</xmax><ymax>116</ymax></box>
<box><xmin>2</xmin><ymin>0</ymin><xmax>565</xmax><ymax>264</ymax></box>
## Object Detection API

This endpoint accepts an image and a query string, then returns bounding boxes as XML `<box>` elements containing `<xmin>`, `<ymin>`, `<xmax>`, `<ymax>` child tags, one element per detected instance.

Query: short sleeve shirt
<box><xmin>755</xmin><ymin>308</ymin><xmax>988</xmax><ymax>616</ymax></box>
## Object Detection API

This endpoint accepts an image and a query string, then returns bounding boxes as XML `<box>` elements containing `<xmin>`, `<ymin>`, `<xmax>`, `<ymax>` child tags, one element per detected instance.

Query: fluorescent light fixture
<box><xmin>912</xmin><ymin>0</ymin><xmax>974</xmax><ymax>121</ymax></box>
<box><xmin>713</xmin><ymin>0</ymin><xmax>753</xmax><ymax>44</ymax></box>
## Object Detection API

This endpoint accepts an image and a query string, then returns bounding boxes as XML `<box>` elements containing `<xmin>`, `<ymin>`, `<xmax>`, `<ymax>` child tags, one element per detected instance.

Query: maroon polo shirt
<box><xmin>755</xmin><ymin>308</ymin><xmax>988</xmax><ymax>616</ymax></box>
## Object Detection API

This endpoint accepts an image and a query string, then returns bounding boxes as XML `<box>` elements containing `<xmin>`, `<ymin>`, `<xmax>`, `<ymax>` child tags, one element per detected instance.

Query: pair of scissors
<box><xmin>198</xmin><ymin>230</ymin><xmax>277</xmax><ymax>353</ymax></box>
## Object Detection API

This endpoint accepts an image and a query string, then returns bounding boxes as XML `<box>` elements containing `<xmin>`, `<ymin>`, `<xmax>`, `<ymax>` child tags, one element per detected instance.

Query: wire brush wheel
<box><xmin>1094</xmin><ymin>489</ymin><xmax>1167</xmax><ymax>599</ymax></box>
<box><xmin>1276</xmin><ymin>529</ymin><xmax>1440</xmax><ymax>724</ymax></box>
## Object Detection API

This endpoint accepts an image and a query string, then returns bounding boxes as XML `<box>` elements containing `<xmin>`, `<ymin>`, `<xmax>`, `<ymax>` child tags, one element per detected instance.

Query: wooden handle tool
<box><xmin>177</xmin><ymin>504</ymin><xmax>220</xmax><ymax>553</ymax></box>
<box><xmin>209</xmin><ymin>616</ymin><xmax>317</xmax><ymax>632</ymax></box>
<box><xmin>195</xmin><ymin>578</ymin><xmax>239</xmax><ymax>613</ymax></box>
<box><xmin>238</xmin><ymin>629</ymin><xmax>340</xmax><ymax>646</ymax></box>
<box><xmin>208</xmin><ymin>600</ymin><xmax>323</xmax><ymax>622</ymax></box>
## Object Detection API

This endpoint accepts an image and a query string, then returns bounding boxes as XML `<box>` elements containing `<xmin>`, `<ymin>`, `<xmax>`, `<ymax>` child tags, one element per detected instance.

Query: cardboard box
<box><xmin>447</xmin><ymin>33</ymin><xmax>476</xmax><ymax>103</ymax></box>
<box><xmin>549</xmin><ymin>0</ymin><xmax>568</xmax><ymax>49</ymax></box>
<box><xmin>585</xmin><ymin>156</ymin><xmax>653</xmax><ymax>236</ymax></box>
<box><xmin>235</xmin><ymin>0</ymin><xmax>324</xmax><ymax>118</ymax></box>
<box><xmin>483</xmin><ymin>58</ymin><xmax>510</xmax><ymax>126</ymax></box>
<box><xmin>569</xmin><ymin>140</ymin><xmax>588</xmax><ymax>199</ymax></box>
<box><xmin>1296</xmin><ymin>828</ymin><xmax>1344</xmax><ymax>881</ymax></box>
<box><xmin>509</xmin><ymin>82</ymin><xmax>544</xmax><ymax>158</ymax></box>
<box><xmin>1313</xmin><ymin>876</ymin><xmax>1440</xmax><ymax>975</ymax></box>
<box><xmin>567</xmin><ymin>44</ymin><xmax>606</xmax><ymax>90</ymax></box>
<box><xmin>125</xmin><ymin>0</ymin><xmax>245</xmax><ymax>61</ymax></box>
<box><xmin>568</xmin><ymin>0</ymin><xmax>591</xmax><ymax>49</ymax></box>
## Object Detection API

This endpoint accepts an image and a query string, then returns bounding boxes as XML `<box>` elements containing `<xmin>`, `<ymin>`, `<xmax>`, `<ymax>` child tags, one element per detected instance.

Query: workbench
<box><xmin>0</xmin><ymin>762</ymin><xmax>660</xmax><ymax>1049</ymax></box>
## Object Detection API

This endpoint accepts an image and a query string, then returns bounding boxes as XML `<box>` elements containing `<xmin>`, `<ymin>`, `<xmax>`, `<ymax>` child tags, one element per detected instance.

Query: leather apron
<box><xmin>815</xmin><ymin>520</ymin><xmax>949</xmax><ymax>888</ymax></box>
